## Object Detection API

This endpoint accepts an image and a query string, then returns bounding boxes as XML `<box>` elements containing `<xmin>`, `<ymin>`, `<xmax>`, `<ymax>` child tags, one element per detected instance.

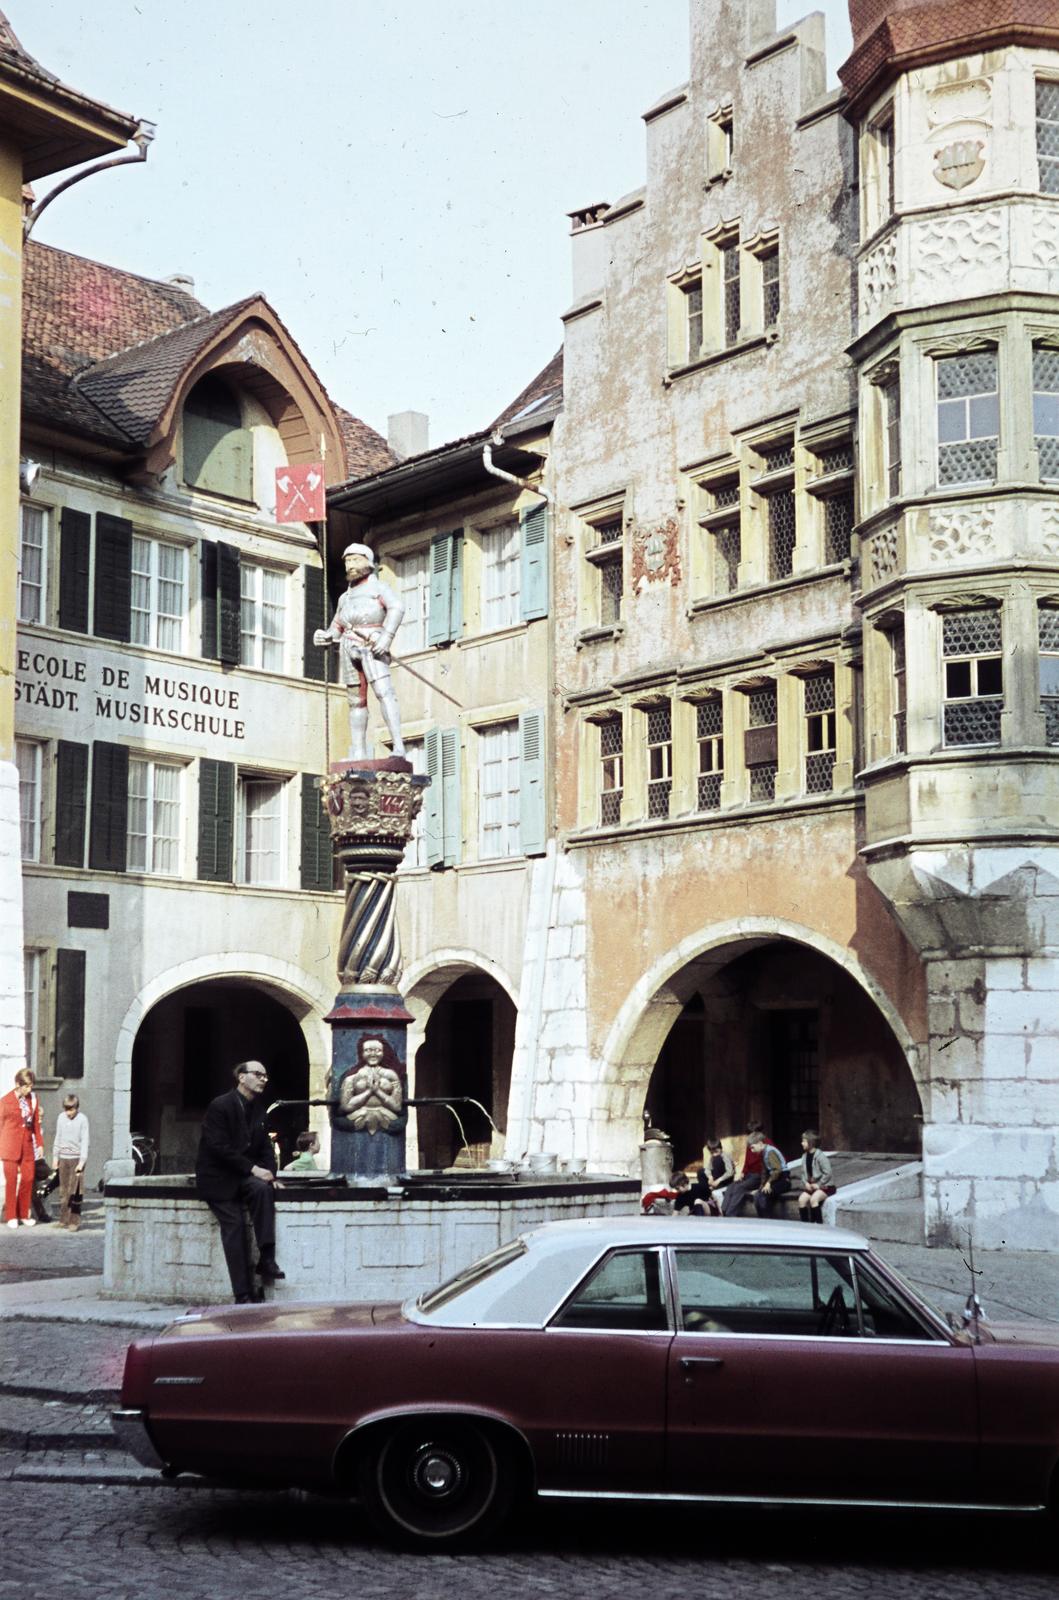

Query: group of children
<box><xmin>641</xmin><ymin>1127</ymin><xmax>836</xmax><ymax>1222</ymax></box>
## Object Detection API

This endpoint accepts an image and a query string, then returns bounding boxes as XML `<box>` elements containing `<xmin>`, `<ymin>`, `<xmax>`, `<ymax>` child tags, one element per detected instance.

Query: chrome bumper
<box><xmin>111</xmin><ymin>1408</ymin><xmax>166</xmax><ymax>1470</ymax></box>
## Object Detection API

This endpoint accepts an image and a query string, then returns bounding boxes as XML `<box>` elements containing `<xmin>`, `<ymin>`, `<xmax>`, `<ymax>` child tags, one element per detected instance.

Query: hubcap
<box><xmin>412</xmin><ymin>1446</ymin><xmax>463</xmax><ymax>1499</ymax></box>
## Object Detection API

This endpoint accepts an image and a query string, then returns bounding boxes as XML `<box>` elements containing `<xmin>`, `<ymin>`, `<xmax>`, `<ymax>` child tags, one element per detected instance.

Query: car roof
<box><xmin>522</xmin><ymin>1216</ymin><xmax>873</xmax><ymax>1251</ymax></box>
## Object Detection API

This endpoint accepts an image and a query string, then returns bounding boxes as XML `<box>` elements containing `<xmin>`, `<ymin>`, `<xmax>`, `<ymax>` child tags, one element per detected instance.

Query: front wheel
<box><xmin>361</xmin><ymin>1419</ymin><xmax>512</xmax><ymax>1548</ymax></box>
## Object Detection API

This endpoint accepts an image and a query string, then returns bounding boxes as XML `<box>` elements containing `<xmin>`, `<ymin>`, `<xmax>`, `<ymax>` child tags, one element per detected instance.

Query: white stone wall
<box><xmin>0</xmin><ymin>760</ymin><xmax>25</xmax><ymax>1094</ymax></box>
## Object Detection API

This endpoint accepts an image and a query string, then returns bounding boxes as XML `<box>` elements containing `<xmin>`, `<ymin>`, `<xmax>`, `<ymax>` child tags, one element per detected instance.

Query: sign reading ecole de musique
<box><xmin>15</xmin><ymin>647</ymin><xmax>247</xmax><ymax>737</ymax></box>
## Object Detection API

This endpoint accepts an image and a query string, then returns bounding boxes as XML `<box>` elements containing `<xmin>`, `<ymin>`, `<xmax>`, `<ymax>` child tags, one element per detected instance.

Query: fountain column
<box><xmin>321</xmin><ymin>756</ymin><xmax>428</xmax><ymax>1181</ymax></box>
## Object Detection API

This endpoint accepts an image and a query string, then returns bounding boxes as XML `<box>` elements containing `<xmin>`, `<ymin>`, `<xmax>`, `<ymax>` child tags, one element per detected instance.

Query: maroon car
<box><xmin>113</xmin><ymin>1218</ymin><xmax>1059</xmax><ymax>1546</ymax></box>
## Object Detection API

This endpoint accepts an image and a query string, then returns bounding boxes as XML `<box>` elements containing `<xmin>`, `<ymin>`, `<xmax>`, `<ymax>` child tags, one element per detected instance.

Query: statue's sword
<box><xmin>346</xmin><ymin>628</ymin><xmax>464</xmax><ymax>709</ymax></box>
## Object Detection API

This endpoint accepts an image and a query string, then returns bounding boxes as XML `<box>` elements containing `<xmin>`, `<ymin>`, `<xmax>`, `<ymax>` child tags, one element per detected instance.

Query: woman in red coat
<box><xmin>0</xmin><ymin>1068</ymin><xmax>43</xmax><ymax>1226</ymax></box>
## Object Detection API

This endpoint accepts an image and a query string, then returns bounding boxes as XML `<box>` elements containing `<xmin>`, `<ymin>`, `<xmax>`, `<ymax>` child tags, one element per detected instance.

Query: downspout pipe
<box><xmin>24</xmin><ymin>120</ymin><xmax>156</xmax><ymax>238</ymax></box>
<box><xmin>482</xmin><ymin>430</ymin><xmax>549</xmax><ymax>502</ymax></box>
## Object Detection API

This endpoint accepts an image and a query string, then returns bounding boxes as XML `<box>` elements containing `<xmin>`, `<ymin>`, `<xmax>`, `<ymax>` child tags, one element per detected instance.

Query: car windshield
<box><xmin>417</xmin><ymin>1239</ymin><xmax>528</xmax><ymax>1314</ymax></box>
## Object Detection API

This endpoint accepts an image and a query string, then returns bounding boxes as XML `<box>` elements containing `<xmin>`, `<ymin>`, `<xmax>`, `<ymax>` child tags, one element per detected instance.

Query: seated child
<box><xmin>641</xmin><ymin>1169</ymin><xmax>691</xmax><ymax>1215</ymax></box>
<box><xmin>282</xmin><ymin>1131</ymin><xmax>321</xmax><ymax>1173</ymax></box>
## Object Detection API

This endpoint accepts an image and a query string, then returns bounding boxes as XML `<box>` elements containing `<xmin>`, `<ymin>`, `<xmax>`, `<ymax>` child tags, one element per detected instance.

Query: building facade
<box><xmin>16</xmin><ymin>241</ymin><xmax>393</xmax><ymax>1175</ymax></box>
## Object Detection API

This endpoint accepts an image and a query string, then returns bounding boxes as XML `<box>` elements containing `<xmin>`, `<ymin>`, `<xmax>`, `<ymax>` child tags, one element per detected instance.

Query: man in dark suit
<box><xmin>195</xmin><ymin>1060</ymin><xmax>284</xmax><ymax>1303</ymax></box>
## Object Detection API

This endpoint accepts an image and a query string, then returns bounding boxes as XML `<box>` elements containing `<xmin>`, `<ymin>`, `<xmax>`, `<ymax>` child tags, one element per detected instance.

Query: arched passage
<box><xmin>597</xmin><ymin>924</ymin><xmax>922</xmax><ymax>1170</ymax></box>
<box><xmin>405</xmin><ymin>958</ymin><xmax>517</xmax><ymax>1170</ymax></box>
<box><xmin>129</xmin><ymin>979</ymin><xmax>311</xmax><ymax>1173</ymax></box>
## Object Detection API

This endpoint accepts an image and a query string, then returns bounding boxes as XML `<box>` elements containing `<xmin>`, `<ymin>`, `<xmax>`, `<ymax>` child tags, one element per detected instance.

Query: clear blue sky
<box><xmin>22</xmin><ymin>2</ymin><xmax>853</xmax><ymax>451</ymax></box>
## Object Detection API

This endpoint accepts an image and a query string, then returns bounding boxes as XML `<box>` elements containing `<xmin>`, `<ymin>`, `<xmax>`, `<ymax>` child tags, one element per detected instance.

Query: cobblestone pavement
<box><xmin>0</xmin><ymin>1478</ymin><xmax>1054</xmax><ymax>1600</ymax></box>
<box><xmin>0</xmin><ymin>1197</ymin><xmax>104</xmax><ymax>1284</ymax></box>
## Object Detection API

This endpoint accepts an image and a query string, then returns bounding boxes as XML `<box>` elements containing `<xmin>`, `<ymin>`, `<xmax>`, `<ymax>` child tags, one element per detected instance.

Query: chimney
<box><xmin>166</xmin><ymin>273</ymin><xmax>195</xmax><ymax>292</ymax></box>
<box><xmin>388</xmin><ymin>411</ymin><xmax>429</xmax><ymax>461</ymax></box>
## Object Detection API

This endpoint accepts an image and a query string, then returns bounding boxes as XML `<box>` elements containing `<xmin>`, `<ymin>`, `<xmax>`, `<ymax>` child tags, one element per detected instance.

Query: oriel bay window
<box><xmin>936</xmin><ymin>351</ymin><xmax>999</xmax><ymax>487</ymax></box>
<box><xmin>1039</xmin><ymin>605</ymin><xmax>1059</xmax><ymax>744</ymax></box>
<box><xmin>942</xmin><ymin>608</ymin><xmax>1003</xmax><ymax>747</ymax></box>
<box><xmin>1033</xmin><ymin>346</ymin><xmax>1059</xmax><ymax>482</ymax></box>
<box><xmin>1037</xmin><ymin>79</ymin><xmax>1059</xmax><ymax>195</ymax></box>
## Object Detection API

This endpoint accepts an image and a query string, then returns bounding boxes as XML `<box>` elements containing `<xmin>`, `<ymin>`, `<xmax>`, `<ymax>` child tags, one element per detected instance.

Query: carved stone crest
<box><xmin>933</xmin><ymin>140</ymin><xmax>985</xmax><ymax>191</ymax></box>
<box><xmin>631</xmin><ymin>518</ymin><xmax>681</xmax><ymax>590</ymax></box>
<box><xmin>322</xmin><ymin>768</ymin><xmax>424</xmax><ymax>849</ymax></box>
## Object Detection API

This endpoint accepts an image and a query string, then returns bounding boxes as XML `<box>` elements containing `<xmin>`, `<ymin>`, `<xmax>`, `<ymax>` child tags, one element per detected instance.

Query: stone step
<box><xmin>836</xmin><ymin>1197</ymin><xmax>925</xmax><ymax>1246</ymax></box>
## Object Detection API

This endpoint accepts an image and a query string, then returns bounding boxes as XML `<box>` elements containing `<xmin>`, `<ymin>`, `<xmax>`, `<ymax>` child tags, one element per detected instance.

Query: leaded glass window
<box><xmin>646</xmin><ymin>702</ymin><xmax>672</xmax><ymax>819</ymax></box>
<box><xmin>599</xmin><ymin>717</ymin><xmax>623</xmax><ymax>826</ymax></box>
<box><xmin>721</xmin><ymin>238</ymin><xmax>740</xmax><ymax>346</ymax></box>
<box><xmin>804</xmin><ymin>670</ymin><xmax>836</xmax><ymax>794</ymax></box>
<box><xmin>599</xmin><ymin>553</ymin><xmax>623</xmax><ymax>624</ymax></box>
<box><xmin>1033</xmin><ymin>346</ymin><xmax>1059</xmax><ymax>482</ymax></box>
<box><xmin>936</xmin><ymin>352</ymin><xmax>999</xmax><ymax>486</ymax></box>
<box><xmin>696</xmin><ymin>697</ymin><xmax>723</xmax><ymax>811</ymax></box>
<box><xmin>884</xmin><ymin>377</ymin><xmax>902</xmax><ymax>499</ymax></box>
<box><xmin>1039</xmin><ymin>606</ymin><xmax>1059</xmax><ymax>743</ymax></box>
<box><xmin>684</xmin><ymin>280</ymin><xmax>703</xmax><ymax>361</ymax></box>
<box><xmin>761</xmin><ymin>247</ymin><xmax>780</xmax><ymax>328</ymax></box>
<box><xmin>824</xmin><ymin>492</ymin><xmax>854</xmax><ymax>564</ymax></box>
<box><xmin>747</xmin><ymin>684</ymin><xmax>777</xmax><ymax>802</ymax></box>
<box><xmin>817</xmin><ymin>441</ymin><xmax>854</xmax><ymax>475</ymax></box>
<box><xmin>767</xmin><ymin>489</ymin><xmax>796</xmax><ymax>580</ymax></box>
<box><xmin>1037</xmin><ymin>80</ymin><xmax>1059</xmax><ymax>195</ymax></box>
<box><xmin>889</xmin><ymin>624</ymin><xmax>907</xmax><ymax>755</ymax></box>
<box><xmin>942</xmin><ymin>609</ymin><xmax>1003</xmax><ymax>746</ymax></box>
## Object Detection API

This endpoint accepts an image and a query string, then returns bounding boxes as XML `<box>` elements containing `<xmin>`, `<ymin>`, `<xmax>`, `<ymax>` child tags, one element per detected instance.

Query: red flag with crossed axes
<box><xmin>275</xmin><ymin>463</ymin><xmax>326</xmax><ymax>523</ymax></box>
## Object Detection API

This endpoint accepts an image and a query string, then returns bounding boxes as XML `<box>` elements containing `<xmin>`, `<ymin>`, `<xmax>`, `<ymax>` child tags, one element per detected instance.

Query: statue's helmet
<box><xmin>342</xmin><ymin>542</ymin><xmax>376</xmax><ymax>568</ymax></box>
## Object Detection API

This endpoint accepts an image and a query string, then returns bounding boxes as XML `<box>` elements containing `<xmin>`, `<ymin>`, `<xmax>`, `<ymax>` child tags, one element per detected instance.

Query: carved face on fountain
<box><xmin>338</xmin><ymin>1036</ymin><xmax>404</xmax><ymax>1134</ymax></box>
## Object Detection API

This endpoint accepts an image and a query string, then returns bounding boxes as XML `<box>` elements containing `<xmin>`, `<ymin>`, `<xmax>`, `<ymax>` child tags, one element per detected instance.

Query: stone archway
<box><xmin>403</xmin><ymin>952</ymin><xmax>518</xmax><ymax>1170</ymax></box>
<box><xmin>590</xmin><ymin>919</ymin><xmax>922</xmax><ymax>1170</ymax></box>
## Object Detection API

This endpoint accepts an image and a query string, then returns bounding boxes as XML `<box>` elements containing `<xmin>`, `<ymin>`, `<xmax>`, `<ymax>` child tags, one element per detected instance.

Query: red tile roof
<box><xmin>491</xmin><ymin>348</ymin><xmax>563</xmax><ymax>431</ymax></box>
<box><xmin>334</xmin><ymin>405</ymin><xmax>397</xmax><ymax>479</ymax></box>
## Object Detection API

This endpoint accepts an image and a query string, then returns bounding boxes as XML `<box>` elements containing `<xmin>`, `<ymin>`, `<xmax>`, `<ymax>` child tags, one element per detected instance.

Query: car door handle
<box><xmin>680</xmin><ymin>1356</ymin><xmax>724</xmax><ymax>1374</ymax></box>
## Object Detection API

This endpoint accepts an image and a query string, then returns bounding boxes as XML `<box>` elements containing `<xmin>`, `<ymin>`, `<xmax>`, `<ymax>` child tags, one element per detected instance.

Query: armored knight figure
<box><xmin>314</xmin><ymin>543</ymin><xmax>405</xmax><ymax>759</ymax></box>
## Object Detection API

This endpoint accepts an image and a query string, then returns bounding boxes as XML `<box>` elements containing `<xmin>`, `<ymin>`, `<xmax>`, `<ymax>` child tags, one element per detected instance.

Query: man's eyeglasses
<box><xmin>244</xmin><ymin>1070</ymin><xmax>269</xmax><ymax>1081</ymax></box>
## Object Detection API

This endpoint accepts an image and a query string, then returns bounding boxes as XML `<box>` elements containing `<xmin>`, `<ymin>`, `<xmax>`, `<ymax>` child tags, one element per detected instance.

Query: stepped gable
<box><xmin>842</xmin><ymin>0</ymin><xmax>1059</xmax><ymax>114</ymax></box>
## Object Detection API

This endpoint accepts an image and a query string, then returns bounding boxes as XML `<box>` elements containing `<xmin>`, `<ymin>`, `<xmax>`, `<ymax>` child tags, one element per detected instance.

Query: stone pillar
<box><xmin>321</xmin><ymin>758</ymin><xmax>428</xmax><ymax>1182</ymax></box>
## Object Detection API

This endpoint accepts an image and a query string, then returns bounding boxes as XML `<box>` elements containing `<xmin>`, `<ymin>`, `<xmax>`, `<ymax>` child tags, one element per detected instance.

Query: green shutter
<box><xmin>519</xmin><ymin>708</ymin><xmax>546</xmax><ymax>856</ymax></box>
<box><xmin>450</xmin><ymin>530</ymin><xmax>463</xmax><ymax>639</ymax></box>
<box><xmin>200</xmin><ymin>542</ymin><xmax>218</xmax><ymax>658</ymax></box>
<box><xmin>300</xmin><ymin>772</ymin><xmax>333</xmax><ymax>890</ymax></box>
<box><xmin>93</xmin><ymin>513</ymin><xmax>132</xmax><ymax>643</ymax></box>
<box><xmin>520</xmin><ymin>502</ymin><xmax>549</xmax><ymax>621</ymax></box>
<box><xmin>88</xmin><ymin>741</ymin><xmax>129</xmax><ymax>872</ymax></box>
<box><xmin>423</xmin><ymin>727</ymin><xmax>443</xmax><ymax>867</ymax></box>
<box><xmin>217</xmin><ymin>543</ymin><xmax>241</xmax><ymax>665</ymax></box>
<box><xmin>440</xmin><ymin>725</ymin><xmax>461</xmax><ymax>867</ymax></box>
<box><xmin>54</xmin><ymin>741</ymin><xmax>89</xmax><ymax>867</ymax></box>
<box><xmin>198</xmin><ymin>758</ymin><xmax>235</xmax><ymax>881</ymax></box>
<box><xmin>58</xmin><ymin>509</ymin><xmax>91</xmax><ymax>633</ymax></box>
<box><xmin>303</xmin><ymin>565</ymin><xmax>327</xmax><ymax>681</ymax></box>
<box><xmin>55</xmin><ymin>949</ymin><xmax>86</xmax><ymax>1079</ymax></box>
<box><xmin>428</xmin><ymin>530</ymin><xmax>462</xmax><ymax>645</ymax></box>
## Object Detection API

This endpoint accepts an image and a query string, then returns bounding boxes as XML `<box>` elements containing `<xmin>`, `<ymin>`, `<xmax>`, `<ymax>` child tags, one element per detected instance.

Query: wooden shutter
<box><xmin>423</xmin><ymin>726</ymin><xmax>443</xmax><ymax>867</ymax></box>
<box><xmin>303</xmin><ymin>565</ymin><xmax>327</xmax><ymax>681</ymax></box>
<box><xmin>58</xmin><ymin>509</ymin><xmax>91</xmax><ymax>633</ymax></box>
<box><xmin>450</xmin><ymin>530</ymin><xmax>464</xmax><ymax>638</ymax></box>
<box><xmin>440</xmin><ymin>725</ymin><xmax>461</xmax><ymax>867</ymax></box>
<box><xmin>519</xmin><ymin>708</ymin><xmax>546</xmax><ymax>856</ymax></box>
<box><xmin>200</xmin><ymin>542</ymin><xmax>218</xmax><ymax>658</ymax></box>
<box><xmin>428</xmin><ymin>531</ymin><xmax>463</xmax><ymax>645</ymax></box>
<box><xmin>300</xmin><ymin>773</ymin><xmax>332</xmax><ymax>890</ymax></box>
<box><xmin>520</xmin><ymin>502</ymin><xmax>549</xmax><ymax>621</ymax></box>
<box><xmin>217</xmin><ymin>542</ymin><xmax>241</xmax><ymax>665</ymax></box>
<box><xmin>93</xmin><ymin>513</ymin><xmax>132</xmax><ymax>642</ymax></box>
<box><xmin>88</xmin><ymin>741</ymin><xmax>129</xmax><ymax>872</ymax></box>
<box><xmin>54</xmin><ymin>741</ymin><xmax>89</xmax><ymax>867</ymax></box>
<box><xmin>55</xmin><ymin>949</ymin><xmax>86</xmax><ymax>1079</ymax></box>
<box><xmin>198</xmin><ymin>758</ymin><xmax>235</xmax><ymax>881</ymax></box>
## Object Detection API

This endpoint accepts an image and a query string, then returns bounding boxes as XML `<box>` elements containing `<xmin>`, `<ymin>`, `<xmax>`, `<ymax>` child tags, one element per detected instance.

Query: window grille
<box><xmin>1039</xmin><ymin>606</ymin><xmax>1059</xmax><ymax>743</ymax></box>
<box><xmin>1033</xmin><ymin>346</ymin><xmax>1059</xmax><ymax>481</ymax></box>
<box><xmin>646</xmin><ymin>703</ymin><xmax>672</xmax><ymax>820</ymax></box>
<box><xmin>804</xmin><ymin>671</ymin><xmax>836</xmax><ymax>794</ymax></box>
<box><xmin>721</xmin><ymin>239</ymin><xmax>740</xmax><ymax>346</ymax></box>
<box><xmin>877</xmin><ymin>113</ymin><xmax>895</xmax><ymax>217</ymax></box>
<box><xmin>596</xmin><ymin>516</ymin><xmax>623</xmax><ymax>545</ymax></box>
<box><xmin>759</xmin><ymin>441</ymin><xmax>794</xmax><ymax>473</ymax></box>
<box><xmin>942</xmin><ymin>609</ymin><xmax>1003</xmax><ymax>746</ymax></box>
<box><xmin>761</xmin><ymin>249</ymin><xmax>780</xmax><ymax>327</ymax></box>
<box><xmin>599</xmin><ymin>718</ymin><xmax>623</xmax><ymax>826</ymax></box>
<box><xmin>18</xmin><ymin>504</ymin><xmax>46</xmax><ymax>626</ymax></box>
<box><xmin>599</xmin><ymin>554</ymin><xmax>623</xmax><ymax>624</ymax></box>
<box><xmin>696</xmin><ymin>698</ymin><xmax>723</xmax><ymax>811</ymax></box>
<box><xmin>684</xmin><ymin>281</ymin><xmax>703</xmax><ymax>360</ymax></box>
<box><xmin>714</xmin><ymin>524</ymin><xmax>740</xmax><ymax>595</ymax></box>
<box><xmin>712</xmin><ymin>479</ymin><xmax>740</xmax><ymax>510</ymax></box>
<box><xmin>749</xmin><ymin>765</ymin><xmax>776</xmax><ymax>802</ymax></box>
<box><xmin>1037</xmin><ymin>80</ymin><xmax>1059</xmax><ymax>195</ymax></box>
<box><xmin>767</xmin><ymin>489</ymin><xmax>796</xmax><ymax>580</ymax></box>
<box><xmin>817</xmin><ymin>441</ymin><xmax>854</xmax><ymax>475</ymax></box>
<box><xmin>884</xmin><ymin>378</ymin><xmax>902</xmax><ymax>499</ymax></box>
<box><xmin>890</xmin><ymin>626</ymin><xmax>907</xmax><ymax>755</ymax></box>
<box><xmin>936</xmin><ymin>352</ymin><xmax>999</xmax><ymax>486</ymax></box>
<box><xmin>748</xmin><ymin>685</ymin><xmax>777</xmax><ymax>727</ymax></box>
<box><xmin>824</xmin><ymin>493</ymin><xmax>854</xmax><ymax>563</ymax></box>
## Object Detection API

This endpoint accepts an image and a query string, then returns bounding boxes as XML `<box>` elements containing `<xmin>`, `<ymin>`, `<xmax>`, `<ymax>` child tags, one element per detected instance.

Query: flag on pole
<box><xmin>275</xmin><ymin>463</ymin><xmax>326</xmax><ymax>523</ymax></box>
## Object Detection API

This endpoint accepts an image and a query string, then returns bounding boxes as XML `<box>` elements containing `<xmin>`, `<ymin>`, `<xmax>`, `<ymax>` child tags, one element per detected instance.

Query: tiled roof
<box><xmin>333</xmin><ymin>405</ymin><xmax>397</xmax><ymax>480</ymax></box>
<box><xmin>491</xmin><ymin>348</ymin><xmax>563</xmax><ymax>431</ymax></box>
<box><xmin>842</xmin><ymin>1</ymin><xmax>1059</xmax><ymax>106</ymax></box>
<box><xmin>0</xmin><ymin>10</ymin><xmax>55</xmax><ymax>79</ymax></box>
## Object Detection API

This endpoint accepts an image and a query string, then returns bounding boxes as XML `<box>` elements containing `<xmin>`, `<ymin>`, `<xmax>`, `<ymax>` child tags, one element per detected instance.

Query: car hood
<box><xmin>163</xmin><ymin>1300</ymin><xmax>404</xmax><ymax>1338</ymax></box>
<box><xmin>977</xmin><ymin>1318</ymin><xmax>1059</xmax><ymax>1350</ymax></box>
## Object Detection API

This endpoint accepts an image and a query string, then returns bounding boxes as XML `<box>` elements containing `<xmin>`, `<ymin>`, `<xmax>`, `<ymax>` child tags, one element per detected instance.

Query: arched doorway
<box><xmin>643</xmin><ymin>939</ymin><xmax>920</xmax><ymax>1167</ymax></box>
<box><xmin>412</xmin><ymin>971</ymin><xmax>516</xmax><ymax>1170</ymax></box>
<box><xmin>130</xmin><ymin>979</ymin><xmax>310</xmax><ymax>1173</ymax></box>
